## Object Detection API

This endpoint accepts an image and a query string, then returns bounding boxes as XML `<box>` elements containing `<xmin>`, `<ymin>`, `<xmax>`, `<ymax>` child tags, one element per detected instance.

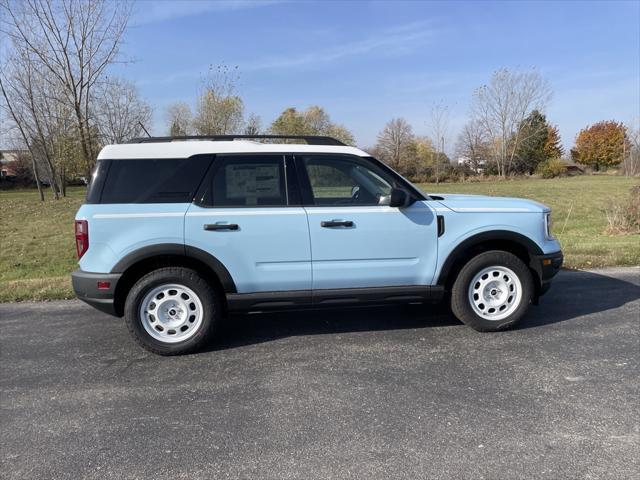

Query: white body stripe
<box><xmin>454</xmin><ymin>207</ymin><xmax>533</xmax><ymax>212</ymax></box>
<box><xmin>186</xmin><ymin>209</ymin><xmax>304</xmax><ymax>217</ymax></box>
<box><xmin>93</xmin><ymin>212</ymin><xmax>184</xmax><ymax>219</ymax></box>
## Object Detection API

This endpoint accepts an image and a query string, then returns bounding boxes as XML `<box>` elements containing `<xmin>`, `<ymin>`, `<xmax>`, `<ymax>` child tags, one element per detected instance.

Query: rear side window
<box><xmin>97</xmin><ymin>157</ymin><xmax>211</xmax><ymax>204</ymax></box>
<box><xmin>199</xmin><ymin>155</ymin><xmax>287</xmax><ymax>207</ymax></box>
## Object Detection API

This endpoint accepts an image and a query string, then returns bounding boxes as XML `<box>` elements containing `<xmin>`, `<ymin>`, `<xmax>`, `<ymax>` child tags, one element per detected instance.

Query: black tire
<box><xmin>450</xmin><ymin>250</ymin><xmax>534</xmax><ymax>332</ymax></box>
<box><xmin>124</xmin><ymin>267</ymin><xmax>220</xmax><ymax>355</ymax></box>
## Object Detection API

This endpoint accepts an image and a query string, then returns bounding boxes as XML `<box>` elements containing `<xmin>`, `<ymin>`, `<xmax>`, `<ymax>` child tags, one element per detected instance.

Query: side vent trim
<box><xmin>437</xmin><ymin>215</ymin><xmax>445</xmax><ymax>237</ymax></box>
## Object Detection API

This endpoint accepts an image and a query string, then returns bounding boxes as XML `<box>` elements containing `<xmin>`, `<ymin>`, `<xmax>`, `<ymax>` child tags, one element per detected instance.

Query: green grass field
<box><xmin>1</xmin><ymin>175</ymin><xmax>638</xmax><ymax>302</ymax></box>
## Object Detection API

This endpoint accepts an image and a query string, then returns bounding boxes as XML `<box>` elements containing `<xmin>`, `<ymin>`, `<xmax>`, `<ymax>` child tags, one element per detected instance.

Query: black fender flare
<box><xmin>110</xmin><ymin>243</ymin><xmax>237</xmax><ymax>293</ymax></box>
<box><xmin>436</xmin><ymin>230</ymin><xmax>544</xmax><ymax>286</ymax></box>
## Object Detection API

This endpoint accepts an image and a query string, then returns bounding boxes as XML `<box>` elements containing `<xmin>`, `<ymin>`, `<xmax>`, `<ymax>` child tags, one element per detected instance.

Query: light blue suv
<box><xmin>72</xmin><ymin>135</ymin><xmax>563</xmax><ymax>355</ymax></box>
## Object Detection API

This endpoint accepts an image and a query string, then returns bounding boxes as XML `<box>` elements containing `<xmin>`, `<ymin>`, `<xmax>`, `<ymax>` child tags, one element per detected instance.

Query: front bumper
<box><xmin>71</xmin><ymin>269</ymin><xmax>122</xmax><ymax>316</ymax></box>
<box><xmin>531</xmin><ymin>251</ymin><xmax>563</xmax><ymax>296</ymax></box>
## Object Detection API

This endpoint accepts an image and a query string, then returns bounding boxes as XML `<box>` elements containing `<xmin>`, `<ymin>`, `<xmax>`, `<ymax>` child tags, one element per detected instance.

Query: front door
<box><xmin>185</xmin><ymin>154</ymin><xmax>311</xmax><ymax>293</ymax></box>
<box><xmin>296</xmin><ymin>154</ymin><xmax>438</xmax><ymax>290</ymax></box>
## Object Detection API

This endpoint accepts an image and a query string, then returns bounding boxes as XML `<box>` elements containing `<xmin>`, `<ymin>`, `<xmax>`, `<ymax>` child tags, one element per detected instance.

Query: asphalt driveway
<box><xmin>1</xmin><ymin>268</ymin><xmax>639</xmax><ymax>479</ymax></box>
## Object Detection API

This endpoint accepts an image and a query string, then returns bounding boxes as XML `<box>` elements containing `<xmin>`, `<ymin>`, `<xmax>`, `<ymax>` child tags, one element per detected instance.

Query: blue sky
<box><xmin>114</xmin><ymin>0</ymin><xmax>640</xmax><ymax>152</ymax></box>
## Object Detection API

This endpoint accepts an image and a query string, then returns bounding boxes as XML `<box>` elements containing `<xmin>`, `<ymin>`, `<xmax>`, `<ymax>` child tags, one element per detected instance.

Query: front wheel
<box><xmin>450</xmin><ymin>251</ymin><xmax>534</xmax><ymax>332</ymax></box>
<box><xmin>124</xmin><ymin>267</ymin><xmax>220</xmax><ymax>355</ymax></box>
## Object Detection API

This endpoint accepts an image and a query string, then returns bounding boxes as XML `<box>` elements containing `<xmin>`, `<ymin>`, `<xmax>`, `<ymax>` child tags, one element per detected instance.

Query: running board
<box><xmin>226</xmin><ymin>286</ymin><xmax>444</xmax><ymax>312</ymax></box>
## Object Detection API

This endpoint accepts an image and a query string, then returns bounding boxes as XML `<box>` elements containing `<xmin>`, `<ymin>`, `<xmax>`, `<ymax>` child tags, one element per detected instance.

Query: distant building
<box><xmin>564</xmin><ymin>164</ymin><xmax>585</xmax><ymax>175</ymax></box>
<box><xmin>457</xmin><ymin>155</ymin><xmax>486</xmax><ymax>174</ymax></box>
<box><xmin>0</xmin><ymin>150</ymin><xmax>26</xmax><ymax>179</ymax></box>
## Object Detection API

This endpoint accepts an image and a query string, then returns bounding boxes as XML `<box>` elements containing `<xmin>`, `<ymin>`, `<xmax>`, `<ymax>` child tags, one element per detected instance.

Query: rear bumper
<box><xmin>71</xmin><ymin>269</ymin><xmax>122</xmax><ymax>316</ymax></box>
<box><xmin>531</xmin><ymin>251</ymin><xmax>563</xmax><ymax>296</ymax></box>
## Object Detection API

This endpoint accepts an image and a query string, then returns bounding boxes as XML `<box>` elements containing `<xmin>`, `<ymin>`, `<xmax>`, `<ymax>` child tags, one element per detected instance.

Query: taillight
<box><xmin>75</xmin><ymin>220</ymin><xmax>89</xmax><ymax>259</ymax></box>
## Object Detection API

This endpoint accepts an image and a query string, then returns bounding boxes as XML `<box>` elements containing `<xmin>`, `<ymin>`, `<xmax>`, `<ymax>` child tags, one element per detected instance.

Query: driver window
<box><xmin>302</xmin><ymin>156</ymin><xmax>394</xmax><ymax>206</ymax></box>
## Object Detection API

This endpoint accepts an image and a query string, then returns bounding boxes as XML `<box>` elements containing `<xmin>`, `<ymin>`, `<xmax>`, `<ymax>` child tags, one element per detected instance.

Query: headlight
<box><xmin>544</xmin><ymin>212</ymin><xmax>555</xmax><ymax>240</ymax></box>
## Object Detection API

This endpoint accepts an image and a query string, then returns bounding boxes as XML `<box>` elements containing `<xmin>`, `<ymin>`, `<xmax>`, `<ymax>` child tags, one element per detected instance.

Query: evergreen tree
<box><xmin>514</xmin><ymin>110</ymin><xmax>549</xmax><ymax>174</ymax></box>
<box><xmin>543</xmin><ymin>124</ymin><xmax>564</xmax><ymax>160</ymax></box>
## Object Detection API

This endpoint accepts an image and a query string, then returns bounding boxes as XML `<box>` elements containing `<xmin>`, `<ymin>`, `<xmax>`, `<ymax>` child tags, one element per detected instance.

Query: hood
<box><xmin>429</xmin><ymin>193</ymin><xmax>550</xmax><ymax>213</ymax></box>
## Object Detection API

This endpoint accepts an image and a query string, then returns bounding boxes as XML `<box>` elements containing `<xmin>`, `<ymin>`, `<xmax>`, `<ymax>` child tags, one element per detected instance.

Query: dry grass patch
<box><xmin>604</xmin><ymin>185</ymin><xmax>640</xmax><ymax>235</ymax></box>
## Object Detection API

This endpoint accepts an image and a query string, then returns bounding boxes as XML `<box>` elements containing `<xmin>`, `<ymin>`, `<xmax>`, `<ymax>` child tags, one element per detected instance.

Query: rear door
<box><xmin>297</xmin><ymin>154</ymin><xmax>438</xmax><ymax>290</ymax></box>
<box><xmin>185</xmin><ymin>154</ymin><xmax>311</xmax><ymax>293</ymax></box>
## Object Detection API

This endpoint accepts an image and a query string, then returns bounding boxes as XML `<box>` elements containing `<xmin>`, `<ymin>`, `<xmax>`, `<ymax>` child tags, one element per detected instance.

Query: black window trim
<box><xmin>293</xmin><ymin>153</ymin><xmax>426</xmax><ymax>207</ymax></box>
<box><xmin>194</xmin><ymin>153</ymin><xmax>301</xmax><ymax>209</ymax></box>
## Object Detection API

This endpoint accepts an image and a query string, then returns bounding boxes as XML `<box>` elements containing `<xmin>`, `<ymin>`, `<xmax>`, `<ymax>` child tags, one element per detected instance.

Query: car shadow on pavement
<box><xmin>206</xmin><ymin>304</ymin><xmax>458</xmax><ymax>352</ymax></box>
<box><xmin>205</xmin><ymin>269</ymin><xmax>639</xmax><ymax>352</ymax></box>
<box><xmin>514</xmin><ymin>269</ymin><xmax>639</xmax><ymax>330</ymax></box>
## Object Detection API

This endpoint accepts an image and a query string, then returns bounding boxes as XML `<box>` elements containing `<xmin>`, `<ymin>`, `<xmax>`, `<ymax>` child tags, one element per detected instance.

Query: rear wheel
<box><xmin>124</xmin><ymin>267</ymin><xmax>219</xmax><ymax>355</ymax></box>
<box><xmin>450</xmin><ymin>250</ymin><xmax>534</xmax><ymax>332</ymax></box>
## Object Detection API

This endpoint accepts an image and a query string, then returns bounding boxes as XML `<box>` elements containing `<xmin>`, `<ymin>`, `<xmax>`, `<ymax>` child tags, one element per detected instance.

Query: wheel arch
<box><xmin>437</xmin><ymin>230</ymin><xmax>543</xmax><ymax>292</ymax></box>
<box><xmin>111</xmin><ymin>244</ymin><xmax>236</xmax><ymax>317</ymax></box>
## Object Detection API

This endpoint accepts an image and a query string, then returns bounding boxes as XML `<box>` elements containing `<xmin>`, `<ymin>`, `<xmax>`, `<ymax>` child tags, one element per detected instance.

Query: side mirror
<box><xmin>389</xmin><ymin>188</ymin><xmax>413</xmax><ymax>208</ymax></box>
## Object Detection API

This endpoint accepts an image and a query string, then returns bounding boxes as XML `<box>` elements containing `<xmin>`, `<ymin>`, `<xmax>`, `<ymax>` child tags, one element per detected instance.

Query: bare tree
<box><xmin>0</xmin><ymin>48</ymin><xmax>63</xmax><ymax>198</ymax></box>
<box><xmin>96</xmin><ymin>77</ymin><xmax>151</xmax><ymax>144</ymax></box>
<box><xmin>375</xmin><ymin>118</ymin><xmax>415</xmax><ymax>171</ymax></box>
<box><xmin>470</xmin><ymin>68</ymin><xmax>551</xmax><ymax>177</ymax></box>
<box><xmin>0</xmin><ymin>78</ymin><xmax>45</xmax><ymax>200</ymax></box>
<box><xmin>427</xmin><ymin>102</ymin><xmax>450</xmax><ymax>184</ymax></box>
<box><xmin>244</xmin><ymin>113</ymin><xmax>262</xmax><ymax>136</ymax></box>
<box><xmin>193</xmin><ymin>64</ymin><xmax>244</xmax><ymax>135</ymax></box>
<box><xmin>1</xmin><ymin>0</ymin><xmax>131</xmax><ymax>177</ymax></box>
<box><xmin>165</xmin><ymin>102</ymin><xmax>193</xmax><ymax>136</ymax></box>
<box><xmin>456</xmin><ymin>119</ymin><xmax>490</xmax><ymax>173</ymax></box>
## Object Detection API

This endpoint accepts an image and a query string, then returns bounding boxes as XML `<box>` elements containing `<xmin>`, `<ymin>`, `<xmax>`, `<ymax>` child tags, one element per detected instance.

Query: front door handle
<box><xmin>204</xmin><ymin>223</ymin><xmax>239</xmax><ymax>231</ymax></box>
<box><xmin>321</xmin><ymin>220</ymin><xmax>354</xmax><ymax>228</ymax></box>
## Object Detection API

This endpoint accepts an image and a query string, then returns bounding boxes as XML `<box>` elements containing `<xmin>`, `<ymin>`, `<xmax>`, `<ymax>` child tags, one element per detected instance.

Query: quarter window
<box><xmin>99</xmin><ymin>157</ymin><xmax>211</xmax><ymax>204</ymax></box>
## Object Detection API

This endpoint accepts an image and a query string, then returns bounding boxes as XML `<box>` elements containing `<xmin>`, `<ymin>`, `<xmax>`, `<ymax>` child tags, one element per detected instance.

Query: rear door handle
<box><xmin>321</xmin><ymin>220</ymin><xmax>354</xmax><ymax>228</ymax></box>
<box><xmin>204</xmin><ymin>223</ymin><xmax>239</xmax><ymax>231</ymax></box>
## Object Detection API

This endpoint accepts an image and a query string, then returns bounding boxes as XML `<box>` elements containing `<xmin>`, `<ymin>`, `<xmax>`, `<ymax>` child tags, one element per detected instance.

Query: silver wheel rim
<box><xmin>139</xmin><ymin>284</ymin><xmax>204</xmax><ymax>343</ymax></box>
<box><xmin>468</xmin><ymin>266</ymin><xmax>523</xmax><ymax>321</ymax></box>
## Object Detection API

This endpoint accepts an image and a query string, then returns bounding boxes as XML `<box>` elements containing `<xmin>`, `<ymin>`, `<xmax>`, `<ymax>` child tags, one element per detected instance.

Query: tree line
<box><xmin>163</xmin><ymin>64</ymin><xmax>354</xmax><ymax>145</ymax></box>
<box><xmin>372</xmin><ymin>69</ymin><xmax>637</xmax><ymax>182</ymax></box>
<box><xmin>0</xmin><ymin>0</ymin><xmax>151</xmax><ymax>200</ymax></box>
<box><xmin>1</xmin><ymin>1</ymin><xmax>637</xmax><ymax>203</ymax></box>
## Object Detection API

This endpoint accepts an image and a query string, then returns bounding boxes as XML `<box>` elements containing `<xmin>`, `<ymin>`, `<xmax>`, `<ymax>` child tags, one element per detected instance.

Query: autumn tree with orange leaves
<box><xmin>571</xmin><ymin>121</ymin><xmax>627</xmax><ymax>171</ymax></box>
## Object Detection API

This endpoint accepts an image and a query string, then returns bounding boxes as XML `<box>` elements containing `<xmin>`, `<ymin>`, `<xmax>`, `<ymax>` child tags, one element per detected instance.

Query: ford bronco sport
<box><xmin>72</xmin><ymin>135</ymin><xmax>563</xmax><ymax>355</ymax></box>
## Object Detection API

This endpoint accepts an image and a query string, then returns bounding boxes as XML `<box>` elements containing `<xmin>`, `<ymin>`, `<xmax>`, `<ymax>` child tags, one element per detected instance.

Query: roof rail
<box><xmin>127</xmin><ymin>135</ymin><xmax>346</xmax><ymax>146</ymax></box>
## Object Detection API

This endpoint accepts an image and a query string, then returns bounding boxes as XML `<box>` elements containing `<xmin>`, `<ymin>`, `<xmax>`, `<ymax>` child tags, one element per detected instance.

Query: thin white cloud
<box><xmin>142</xmin><ymin>20</ymin><xmax>440</xmax><ymax>85</ymax></box>
<box><xmin>244</xmin><ymin>21</ymin><xmax>438</xmax><ymax>71</ymax></box>
<box><xmin>131</xmin><ymin>0</ymin><xmax>283</xmax><ymax>27</ymax></box>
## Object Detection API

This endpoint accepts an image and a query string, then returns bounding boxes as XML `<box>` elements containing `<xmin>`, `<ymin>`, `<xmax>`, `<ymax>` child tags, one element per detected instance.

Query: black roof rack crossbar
<box><xmin>128</xmin><ymin>135</ymin><xmax>346</xmax><ymax>146</ymax></box>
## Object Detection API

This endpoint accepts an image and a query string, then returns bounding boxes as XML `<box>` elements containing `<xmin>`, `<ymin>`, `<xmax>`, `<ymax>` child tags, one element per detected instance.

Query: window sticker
<box><xmin>225</xmin><ymin>164</ymin><xmax>280</xmax><ymax>203</ymax></box>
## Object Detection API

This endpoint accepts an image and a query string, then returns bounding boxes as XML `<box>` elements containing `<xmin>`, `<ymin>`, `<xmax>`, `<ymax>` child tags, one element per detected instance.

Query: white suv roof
<box><xmin>98</xmin><ymin>139</ymin><xmax>369</xmax><ymax>160</ymax></box>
